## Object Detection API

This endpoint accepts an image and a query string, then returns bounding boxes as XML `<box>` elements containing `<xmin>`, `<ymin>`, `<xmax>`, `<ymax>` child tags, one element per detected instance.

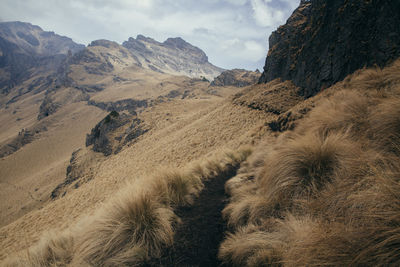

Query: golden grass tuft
<box><xmin>72</xmin><ymin>148</ymin><xmax>250</xmax><ymax>266</ymax></box>
<box><xmin>75</xmin><ymin>189</ymin><xmax>178</xmax><ymax>266</ymax></box>
<box><xmin>369</xmin><ymin>98</ymin><xmax>400</xmax><ymax>154</ymax></box>
<box><xmin>2</xmin><ymin>148</ymin><xmax>251</xmax><ymax>266</ymax></box>
<box><xmin>296</xmin><ymin>90</ymin><xmax>373</xmax><ymax>139</ymax></box>
<box><xmin>2</xmin><ymin>231</ymin><xmax>74</xmax><ymax>267</ymax></box>
<box><xmin>219</xmin><ymin>225</ymin><xmax>285</xmax><ymax>267</ymax></box>
<box><xmin>219</xmin><ymin>59</ymin><xmax>400</xmax><ymax>266</ymax></box>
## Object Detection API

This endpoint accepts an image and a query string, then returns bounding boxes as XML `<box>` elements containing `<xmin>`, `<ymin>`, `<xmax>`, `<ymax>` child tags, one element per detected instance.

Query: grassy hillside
<box><xmin>2</xmin><ymin>58</ymin><xmax>400</xmax><ymax>266</ymax></box>
<box><xmin>220</xmin><ymin>59</ymin><xmax>400</xmax><ymax>266</ymax></box>
<box><xmin>0</xmin><ymin>87</ymin><xmax>271</xmax><ymax>263</ymax></box>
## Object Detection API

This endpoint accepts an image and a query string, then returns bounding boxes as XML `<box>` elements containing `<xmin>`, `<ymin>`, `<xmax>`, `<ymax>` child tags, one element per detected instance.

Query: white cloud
<box><xmin>0</xmin><ymin>0</ymin><xmax>299</xmax><ymax>70</ymax></box>
<box><xmin>250</xmin><ymin>0</ymin><xmax>286</xmax><ymax>27</ymax></box>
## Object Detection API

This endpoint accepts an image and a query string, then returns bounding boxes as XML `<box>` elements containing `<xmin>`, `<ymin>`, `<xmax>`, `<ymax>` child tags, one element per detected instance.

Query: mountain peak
<box><xmin>136</xmin><ymin>34</ymin><xmax>158</xmax><ymax>44</ymax></box>
<box><xmin>163</xmin><ymin>37</ymin><xmax>187</xmax><ymax>47</ymax></box>
<box><xmin>0</xmin><ymin>21</ymin><xmax>84</xmax><ymax>56</ymax></box>
<box><xmin>122</xmin><ymin>34</ymin><xmax>222</xmax><ymax>79</ymax></box>
<box><xmin>89</xmin><ymin>39</ymin><xmax>120</xmax><ymax>49</ymax></box>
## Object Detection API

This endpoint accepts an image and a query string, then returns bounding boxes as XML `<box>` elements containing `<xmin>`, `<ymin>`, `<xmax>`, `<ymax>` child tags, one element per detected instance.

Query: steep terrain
<box><xmin>259</xmin><ymin>0</ymin><xmax>400</xmax><ymax>97</ymax></box>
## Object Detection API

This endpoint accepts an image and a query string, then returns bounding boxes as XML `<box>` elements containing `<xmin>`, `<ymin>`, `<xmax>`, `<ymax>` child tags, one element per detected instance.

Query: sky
<box><xmin>1</xmin><ymin>0</ymin><xmax>300</xmax><ymax>70</ymax></box>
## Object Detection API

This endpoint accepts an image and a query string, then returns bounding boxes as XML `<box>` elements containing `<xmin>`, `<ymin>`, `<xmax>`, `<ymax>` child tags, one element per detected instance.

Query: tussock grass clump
<box><xmin>219</xmin><ymin>224</ymin><xmax>285</xmax><ymax>267</ymax></box>
<box><xmin>219</xmin><ymin>59</ymin><xmax>400</xmax><ymax>266</ymax></box>
<box><xmin>297</xmin><ymin>90</ymin><xmax>373</xmax><ymax>139</ymax></box>
<box><xmin>349</xmin><ymin>60</ymin><xmax>400</xmax><ymax>93</ymax></box>
<box><xmin>76</xmin><ymin>190</ymin><xmax>178</xmax><ymax>266</ymax></box>
<box><xmin>151</xmin><ymin>169</ymin><xmax>203</xmax><ymax>207</ymax></box>
<box><xmin>224</xmin><ymin>131</ymin><xmax>364</xmax><ymax>228</ymax></box>
<box><xmin>3</xmin><ymin>231</ymin><xmax>74</xmax><ymax>267</ymax></box>
<box><xmin>2</xmin><ymin>148</ymin><xmax>251</xmax><ymax>266</ymax></box>
<box><xmin>369</xmin><ymin>98</ymin><xmax>400</xmax><ymax>154</ymax></box>
<box><xmin>74</xmin><ymin>148</ymin><xmax>249</xmax><ymax>266</ymax></box>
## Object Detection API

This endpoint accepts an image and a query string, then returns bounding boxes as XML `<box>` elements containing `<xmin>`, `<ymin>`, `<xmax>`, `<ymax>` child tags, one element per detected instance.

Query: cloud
<box><xmin>251</xmin><ymin>0</ymin><xmax>287</xmax><ymax>27</ymax></box>
<box><xmin>0</xmin><ymin>0</ymin><xmax>299</xmax><ymax>70</ymax></box>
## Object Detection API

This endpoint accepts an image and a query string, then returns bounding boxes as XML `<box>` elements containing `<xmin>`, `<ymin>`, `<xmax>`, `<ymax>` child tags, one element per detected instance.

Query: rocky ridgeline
<box><xmin>122</xmin><ymin>35</ymin><xmax>223</xmax><ymax>80</ymax></box>
<box><xmin>259</xmin><ymin>0</ymin><xmax>400</xmax><ymax>97</ymax></box>
<box><xmin>0</xmin><ymin>22</ymin><xmax>84</xmax><ymax>92</ymax></box>
<box><xmin>211</xmin><ymin>69</ymin><xmax>260</xmax><ymax>87</ymax></box>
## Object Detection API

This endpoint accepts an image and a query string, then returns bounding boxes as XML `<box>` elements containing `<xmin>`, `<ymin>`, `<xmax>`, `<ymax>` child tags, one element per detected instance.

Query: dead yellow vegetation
<box><xmin>219</xmin><ymin>59</ymin><xmax>400</xmax><ymax>266</ymax></box>
<box><xmin>2</xmin><ymin>149</ymin><xmax>250</xmax><ymax>266</ymax></box>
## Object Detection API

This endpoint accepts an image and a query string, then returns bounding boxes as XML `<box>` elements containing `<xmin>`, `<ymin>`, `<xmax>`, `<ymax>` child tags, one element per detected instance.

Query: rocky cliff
<box><xmin>259</xmin><ymin>0</ymin><xmax>400</xmax><ymax>97</ymax></box>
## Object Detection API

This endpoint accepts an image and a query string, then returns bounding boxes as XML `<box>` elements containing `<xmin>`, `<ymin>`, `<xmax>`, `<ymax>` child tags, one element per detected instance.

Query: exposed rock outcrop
<box><xmin>86</xmin><ymin>111</ymin><xmax>149</xmax><ymax>156</ymax></box>
<box><xmin>259</xmin><ymin>0</ymin><xmax>400</xmax><ymax>97</ymax></box>
<box><xmin>0</xmin><ymin>125</ymin><xmax>48</xmax><ymax>158</ymax></box>
<box><xmin>211</xmin><ymin>69</ymin><xmax>260</xmax><ymax>87</ymax></box>
<box><xmin>87</xmin><ymin>99</ymin><xmax>148</xmax><ymax>115</ymax></box>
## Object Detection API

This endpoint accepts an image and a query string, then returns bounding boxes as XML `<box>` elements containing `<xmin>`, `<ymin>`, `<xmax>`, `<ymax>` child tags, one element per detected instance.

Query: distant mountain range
<box><xmin>0</xmin><ymin>21</ymin><xmax>223</xmax><ymax>94</ymax></box>
<box><xmin>0</xmin><ymin>22</ymin><xmax>84</xmax><ymax>92</ymax></box>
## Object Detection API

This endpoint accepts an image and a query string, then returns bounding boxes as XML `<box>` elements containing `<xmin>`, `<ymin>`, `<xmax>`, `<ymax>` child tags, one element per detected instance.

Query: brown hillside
<box><xmin>220</xmin><ymin>58</ymin><xmax>400</xmax><ymax>266</ymax></box>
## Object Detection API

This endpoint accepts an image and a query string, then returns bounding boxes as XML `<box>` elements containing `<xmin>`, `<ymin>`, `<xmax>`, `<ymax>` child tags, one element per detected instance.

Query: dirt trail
<box><xmin>146</xmin><ymin>168</ymin><xmax>238</xmax><ymax>267</ymax></box>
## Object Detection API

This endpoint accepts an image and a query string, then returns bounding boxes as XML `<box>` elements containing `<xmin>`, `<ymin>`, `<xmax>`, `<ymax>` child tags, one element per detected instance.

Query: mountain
<box><xmin>0</xmin><ymin>21</ymin><xmax>85</xmax><ymax>92</ymax></box>
<box><xmin>0</xmin><ymin>22</ymin><xmax>237</xmax><ymax>233</ymax></box>
<box><xmin>122</xmin><ymin>35</ymin><xmax>223</xmax><ymax>80</ymax></box>
<box><xmin>259</xmin><ymin>0</ymin><xmax>400</xmax><ymax>97</ymax></box>
<box><xmin>0</xmin><ymin>23</ymin><xmax>223</xmax><ymax>96</ymax></box>
<box><xmin>2</xmin><ymin>2</ymin><xmax>400</xmax><ymax>265</ymax></box>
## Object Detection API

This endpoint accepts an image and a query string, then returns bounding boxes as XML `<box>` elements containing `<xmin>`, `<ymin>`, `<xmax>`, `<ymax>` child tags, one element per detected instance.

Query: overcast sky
<box><xmin>1</xmin><ymin>0</ymin><xmax>299</xmax><ymax>70</ymax></box>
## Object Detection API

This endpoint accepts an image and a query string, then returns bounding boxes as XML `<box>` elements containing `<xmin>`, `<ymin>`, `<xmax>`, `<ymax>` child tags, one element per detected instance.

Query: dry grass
<box><xmin>75</xmin><ymin>190</ymin><xmax>178</xmax><ymax>266</ymax></box>
<box><xmin>2</xmin><ymin>231</ymin><xmax>74</xmax><ymax>267</ymax></box>
<box><xmin>2</xmin><ymin>149</ymin><xmax>250</xmax><ymax>266</ymax></box>
<box><xmin>223</xmin><ymin>131</ymin><xmax>365</xmax><ymax>228</ymax></box>
<box><xmin>220</xmin><ymin>58</ymin><xmax>400</xmax><ymax>266</ymax></box>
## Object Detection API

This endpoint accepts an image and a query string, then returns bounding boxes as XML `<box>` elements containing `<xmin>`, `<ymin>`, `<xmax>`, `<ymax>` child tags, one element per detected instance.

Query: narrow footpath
<box><xmin>146</xmin><ymin>168</ymin><xmax>238</xmax><ymax>267</ymax></box>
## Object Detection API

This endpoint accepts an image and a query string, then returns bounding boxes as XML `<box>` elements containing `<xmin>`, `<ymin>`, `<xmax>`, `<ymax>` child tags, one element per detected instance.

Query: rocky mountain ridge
<box><xmin>121</xmin><ymin>35</ymin><xmax>223</xmax><ymax>80</ymax></box>
<box><xmin>0</xmin><ymin>21</ymin><xmax>85</xmax><ymax>92</ymax></box>
<box><xmin>259</xmin><ymin>0</ymin><xmax>400</xmax><ymax>97</ymax></box>
<box><xmin>0</xmin><ymin>22</ymin><xmax>224</xmax><ymax>96</ymax></box>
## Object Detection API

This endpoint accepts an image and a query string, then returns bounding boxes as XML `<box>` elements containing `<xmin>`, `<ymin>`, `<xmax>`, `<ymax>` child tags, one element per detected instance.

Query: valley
<box><xmin>1</xmin><ymin>0</ymin><xmax>400</xmax><ymax>266</ymax></box>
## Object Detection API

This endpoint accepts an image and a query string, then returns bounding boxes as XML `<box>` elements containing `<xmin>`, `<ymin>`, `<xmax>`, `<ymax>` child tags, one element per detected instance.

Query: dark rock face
<box><xmin>211</xmin><ymin>69</ymin><xmax>260</xmax><ymax>87</ymax></box>
<box><xmin>37</xmin><ymin>95</ymin><xmax>60</xmax><ymax>120</ymax></box>
<box><xmin>86</xmin><ymin>111</ymin><xmax>130</xmax><ymax>156</ymax></box>
<box><xmin>51</xmin><ymin>148</ymin><xmax>82</xmax><ymax>199</ymax></box>
<box><xmin>87</xmin><ymin>98</ymin><xmax>148</xmax><ymax>115</ymax></box>
<box><xmin>259</xmin><ymin>0</ymin><xmax>400</xmax><ymax>97</ymax></box>
<box><xmin>86</xmin><ymin>111</ymin><xmax>149</xmax><ymax>156</ymax></box>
